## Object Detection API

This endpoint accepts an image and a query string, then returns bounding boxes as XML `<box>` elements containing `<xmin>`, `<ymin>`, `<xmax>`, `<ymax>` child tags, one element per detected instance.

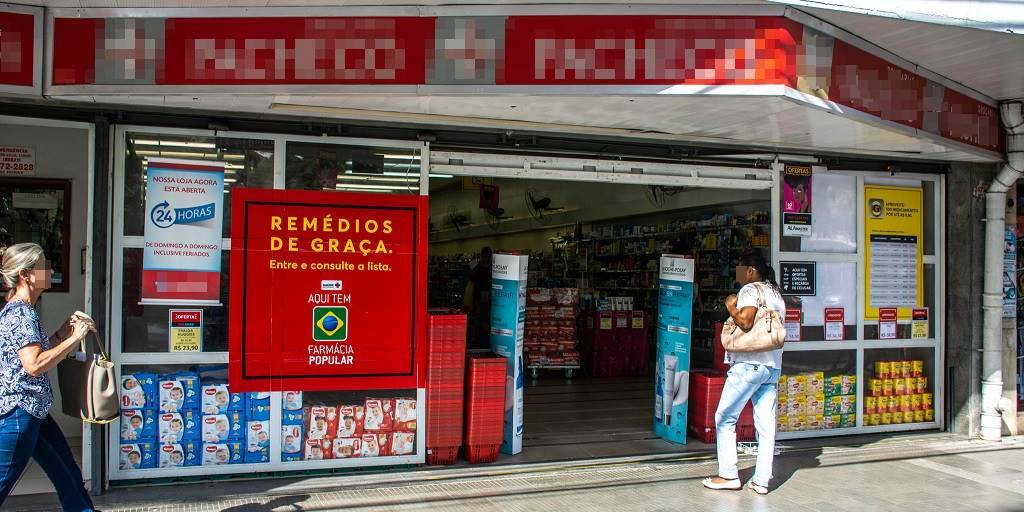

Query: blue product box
<box><xmin>120</xmin><ymin>372</ymin><xmax>157</xmax><ymax>410</ymax></box>
<box><xmin>282</xmin><ymin>409</ymin><xmax>304</xmax><ymax>425</ymax></box>
<box><xmin>281</xmin><ymin>452</ymin><xmax>304</xmax><ymax>462</ymax></box>
<box><xmin>158</xmin><ymin>442</ymin><xmax>200</xmax><ymax>468</ymax></box>
<box><xmin>158</xmin><ymin>372</ymin><xmax>201</xmax><ymax>412</ymax></box>
<box><xmin>158</xmin><ymin>410</ymin><xmax>200</xmax><ymax>443</ymax></box>
<box><xmin>120</xmin><ymin>409</ymin><xmax>157</xmax><ymax>442</ymax></box>
<box><xmin>281</xmin><ymin>424</ymin><xmax>303</xmax><ymax>457</ymax></box>
<box><xmin>201</xmin><ymin>442</ymin><xmax>244</xmax><ymax>465</ymax></box>
<box><xmin>247</xmin><ymin>392</ymin><xmax>271</xmax><ymax>407</ymax></box>
<box><xmin>248</xmin><ymin>403</ymin><xmax>271</xmax><ymax>421</ymax></box>
<box><xmin>201</xmin><ymin>411</ymin><xmax>246</xmax><ymax>443</ymax></box>
<box><xmin>201</xmin><ymin>382</ymin><xmax>246</xmax><ymax>414</ymax></box>
<box><xmin>281</xmin><ymin>391</ymin><xmax>303</xmax><ymax>411</ymax></box>
<box><xmin>244</xmin><ymin>446</ymin><xmax>270</xmax><ymax>464</ymax></box>
<box><xmin>119</xmin><ymin>442</ymin><xmax>156</xmax><ymax>470</ymax></box>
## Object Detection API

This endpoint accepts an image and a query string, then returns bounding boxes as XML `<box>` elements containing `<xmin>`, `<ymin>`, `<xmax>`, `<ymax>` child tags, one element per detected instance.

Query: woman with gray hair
<box><xmin>0</xmin><ymin>243</ymin><xmax>97</xmax><ymax>511</ymax></box>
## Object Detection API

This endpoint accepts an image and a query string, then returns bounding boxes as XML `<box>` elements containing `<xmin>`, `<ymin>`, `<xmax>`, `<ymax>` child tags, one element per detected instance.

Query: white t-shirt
<box><xmin>726</xmin><ymin>282</ymin><xmax>785</xmax><ymax>369</ymax></box>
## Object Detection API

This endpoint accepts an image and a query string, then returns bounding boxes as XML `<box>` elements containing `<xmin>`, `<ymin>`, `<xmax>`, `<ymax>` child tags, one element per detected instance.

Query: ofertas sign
<box><xmin>141</xmin><ymin>158</ymin><xmax>225</xmax><ymax>305</ymax></box>
<box><xmin>228</xmin><ymin>188</ymin><xmax>427</xmax><ymax>392</ymax></box>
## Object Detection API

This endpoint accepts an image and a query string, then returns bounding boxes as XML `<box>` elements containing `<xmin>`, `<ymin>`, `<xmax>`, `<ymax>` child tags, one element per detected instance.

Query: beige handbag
<box><xmin>720</xmin><ymin>283</ymin><xmax>786</xmax><ymax>353</ymax></box>
<box><xmin>58</xmin><ymin>332</ymin><xmax>120</xmax><ymax>424</ymax></box>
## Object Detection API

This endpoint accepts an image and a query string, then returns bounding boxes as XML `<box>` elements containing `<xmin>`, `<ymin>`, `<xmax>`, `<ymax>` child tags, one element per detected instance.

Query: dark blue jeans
<box><xmin>0</xmin><ymin>407</ymin><xmax>95</xmax><ymax>511</ymax></box>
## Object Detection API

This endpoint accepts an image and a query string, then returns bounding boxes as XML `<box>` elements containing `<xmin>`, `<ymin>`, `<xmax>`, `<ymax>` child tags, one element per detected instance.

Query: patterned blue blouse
<box><xmin>0</xmin><ymin>300</ymin><xmax>54</xmax><ymax>419</ymax></box>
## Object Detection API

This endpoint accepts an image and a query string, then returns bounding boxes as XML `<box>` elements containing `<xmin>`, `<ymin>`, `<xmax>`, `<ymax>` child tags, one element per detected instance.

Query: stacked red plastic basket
<box><xmin>425</xmin><ymin>313</ymin><xmax>467</xmax><ymax>465</ymax></box>
<box><xmin>463</xmin><ymin>353</ymin><xmax>507</xmax><ymax>463</ymax></box>
<box><xmin>688</xmin><ymin>369</ymin><xmax>755</xmax><ymax>444</ymax></box>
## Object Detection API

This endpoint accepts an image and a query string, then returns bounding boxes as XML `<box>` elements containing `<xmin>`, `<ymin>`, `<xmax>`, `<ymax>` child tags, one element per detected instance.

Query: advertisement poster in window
<box><xmin>141</xmin><ymin>157</ymin><xmax>226</xmax><ymax>305</ymax></box>
<box><xmin>228</xmin><ymin>188</ymin><xmax>427</xmax><ymax>392</ymax></box>
<box><xmin>864</xmin><ymin>186</ymin><xmax>923</xmax><ymax>320</ymax></box>
<box><xmin>782</xmin><ymin>164</ymin><xmax>812</xmax><ymax>237</ymax></box>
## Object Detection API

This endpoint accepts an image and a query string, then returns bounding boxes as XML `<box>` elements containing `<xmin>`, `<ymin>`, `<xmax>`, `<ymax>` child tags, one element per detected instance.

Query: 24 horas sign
<box><xmin>228</xmin><ymin>189</ymin><xmax>427</xmax><ymax>392</ymax></box>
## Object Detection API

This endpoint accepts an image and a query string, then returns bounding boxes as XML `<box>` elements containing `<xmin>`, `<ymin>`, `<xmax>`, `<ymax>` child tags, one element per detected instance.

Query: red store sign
<box><xmin>0</xmin><ymin>10</ymin><xmax>36</xmax><ymax>87</ymax></box>
<box><xmin>228</xmin><ymin>188</ymin><xmax>428</xmax><ymax>392</ymax></box>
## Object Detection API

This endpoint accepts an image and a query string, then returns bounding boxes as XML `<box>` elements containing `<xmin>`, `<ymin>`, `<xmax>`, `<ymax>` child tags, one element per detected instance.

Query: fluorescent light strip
<box><xmin>133</xmin><ymin>139</ymin><xmax>217</xmax><ymax>149</ymax></box>
<box><xmin>334</xmin><ymin>183</ymin><xmax>418</xmax><ymax>191</ymax></box>
<box><xmin>337</xmin><ymin>176</ymin><xmax>416</xmax><ymax>183</ymax></box>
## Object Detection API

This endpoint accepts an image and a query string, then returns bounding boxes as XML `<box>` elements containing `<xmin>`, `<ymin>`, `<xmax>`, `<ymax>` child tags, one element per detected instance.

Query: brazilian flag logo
<box><xmin>313</xmin><ymin>306</ymin><xmax>348</xmax><ymax>342</ymax></box>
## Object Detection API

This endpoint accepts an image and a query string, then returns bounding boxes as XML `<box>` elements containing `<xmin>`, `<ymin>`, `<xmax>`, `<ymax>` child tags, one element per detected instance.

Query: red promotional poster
<box><xmin>878</xmin><ymin>307</ymin><xmax>898</xmax><ymax>340</ymax></box>
<box><xmin>228</xmin><ymin>188</ymin><xmax>427</xmax><ymax>391</ymax></box>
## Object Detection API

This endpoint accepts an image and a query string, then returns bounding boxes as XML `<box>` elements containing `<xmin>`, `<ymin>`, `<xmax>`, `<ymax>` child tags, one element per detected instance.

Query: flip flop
<box><xmin>748</xmin><ymin>481</ymin><xmax>769</xmax><ymax>495</ymax></box>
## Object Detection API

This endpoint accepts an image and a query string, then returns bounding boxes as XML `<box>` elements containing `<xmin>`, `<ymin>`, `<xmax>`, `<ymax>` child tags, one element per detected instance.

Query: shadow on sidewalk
<box><xmin>738</xmin><ymin>447</ymin><xmax>823</xmax><ymax>491</ymax></box>
<box><xmin>220</xmin><ymin>493</ymin><xmax>310</xmax><ymax>512</ymax></box>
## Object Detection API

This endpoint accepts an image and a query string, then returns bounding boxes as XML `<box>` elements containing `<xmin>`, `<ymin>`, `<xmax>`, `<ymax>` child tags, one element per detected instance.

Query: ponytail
<box><xmin>739</xmin><ymin>251</ymin><xmax>781</xmax><ymax>295</ymax></box>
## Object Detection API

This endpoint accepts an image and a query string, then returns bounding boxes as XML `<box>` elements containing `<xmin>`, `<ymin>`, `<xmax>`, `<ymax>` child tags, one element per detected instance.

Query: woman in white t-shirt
<box><xmin>703</xmin><ymin>251</ymin><xmax>785</xmax><ymax>495</ymax></box>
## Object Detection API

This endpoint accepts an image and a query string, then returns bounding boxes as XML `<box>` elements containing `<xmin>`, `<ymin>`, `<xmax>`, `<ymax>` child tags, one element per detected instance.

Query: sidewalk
<box><xmin>6</xmin><ymin>433</ymin><xmax>1024</xmax><ymax>512</ymax></box>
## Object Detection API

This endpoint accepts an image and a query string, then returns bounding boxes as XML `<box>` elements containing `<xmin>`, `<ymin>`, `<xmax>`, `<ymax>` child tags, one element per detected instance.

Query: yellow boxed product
<box><xmin>868</xmin><ymin>413</ymin><xmax>881</xmax><ymax>426</ymax></box>
<box><xmin>894</xmin><ymin>378</ymin><xmax>906</xmax><ymax>396</ymax></box>
<box><xmin>914</xmin><ymin>410</ymin><xmax>926</xmax><ymax>423</ymax></box>
<box><xmin>925</xmin><ymin>409</ymin><xmax>934</xmax><ymax>421</ymax></box>
<box><xmin>824</xmin><ymin>414</ymin><xmax>840</xmax><ymax>429</ymax></box>
<box><xmin>891</xmin><ymin>411</ymin><xmax>904</xmax><ymax>424</ymax></box>
<box><xmin>808</xmin><ymin>414</ymin><xmax>824</xmax><ymax>430</ymax></box>
<box><xmin>808</xmin><ymin>372</ymin><xmax>825</xmax><ymax>395</ymax></box>
<box><xmin>778</xmin><ymin>374</ymin><xmax>788</xmax><ymax>389</ymax></box>
<box><xmin>902</xmin><ymin>411</ymin><xmax>914</xmax><ymax>424</ymax></box>
<box><xmin>777</xmin><ymin>415</ymin><xmax>789</xmax><ymax>432</ymax></box>
<box><xmin>883</xmin><ymin>379</ymin><xmax>895</xmax><ymax>396</ymax></box>
<box><xmin>899</xmin><ymin>395</ymin><xmax>913</xmax><ymax>412</ymax></box>
<box><xmin>875</xmin><ymin>361</ymin><xmax>892</xmax><ymax>379</ymax></box>
<box><xmin>900</xmin><ymin>360</ymin><xmax>912</xmax><ymax>378</ymax></box>
<box><xmin>910</xmin><ymin>394</ymin><xmax>922</xmax><ymax>411</ymax></box>
<box><xmin>789</xmin><ymin>375</ymin><xmax>807</xmax><ymax>397</ymax></box>
<box><xmin>826</xmin><ymin>376</ymin><xmax>843</xmax><ymax>397</ymax></box>
<box><xmin>905</xmin><ymin>377</ymin><xmax>916</xmax><ymax>395</ymax></box>
<box><xmin>922</xmin><ymin>393</ymin><xmax>933</xmax><ymax>410</ymax></box>
<box><xmin>881</xmin><ymin>412</ymin><xmax>893</xmax><ymax>425</ymax></box>
<box><xmin>887</xmin><ymin>396</ymin><xmax>900</xmax><ymax>413</ymax></box>
<box><xmin>916</xmin><ymin>377</ymin><xmax>928</xmax><ymax>394</ymax></box>
<box><xmin>808</xmin><ymin>393</ymin><xmax>826</xmax><ymax>415</ymax></box>
<box><xmin>870</xmin><ymin>379</ymin><xmax>883</xmax><ymax>397</ymax></box>
<box><xmin>911</xmin><ymin>360</ymin><xmax>924</xmax><ymax>377</ymax></box>
<box><xmin>841</xmin><ymin>374</ymin><xmax>857</xmax><ymax>395</ymax></box>
<box><xmin>789</xmin><ymin>414</ymin><xmax>805</xmax><ymax>431</ymax></box>
<box><xmin>840</xmin><ymin>395</ymin><xmax>857</xmax><ymax>414</ymax></box>
<box><xmin>776</xmin><ymin>394</ymin><xmax>788</xmax><ymax>415</ymax></box>
<box><xmin>865</xmin><ymin>396</ymin><xmax>878</xmax><ymax>414</ymax></box>
<box><xmin>787</xmin><ymin>396</ymin><xmax>805</xmax><ymax>416</ymax></box>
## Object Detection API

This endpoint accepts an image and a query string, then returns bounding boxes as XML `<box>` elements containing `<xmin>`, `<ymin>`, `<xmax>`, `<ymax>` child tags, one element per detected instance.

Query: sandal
<box><xmin>702</xmin><ymin>477</ymin><xmax>742</xmax><ymax>490</ymax></box>
<box><xmin>747</xmin><ymin>481</ymin><xmax>769</xmax><ymax>495</ymax></box>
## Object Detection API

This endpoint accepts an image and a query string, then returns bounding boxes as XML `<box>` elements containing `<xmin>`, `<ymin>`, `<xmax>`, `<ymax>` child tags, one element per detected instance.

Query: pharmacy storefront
<box><xmin>0</xmin><ymin>3</ymin><xmax>1003</xmax><ymax>489</ymax></box>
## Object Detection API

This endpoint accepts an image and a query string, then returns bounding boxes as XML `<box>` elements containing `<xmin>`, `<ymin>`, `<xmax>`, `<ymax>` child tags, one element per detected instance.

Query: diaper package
<box><xmin>158</xmin><ymin>442</ymin><xmax>200</xmax><ymax>468</ymax></box>
<box><xmin>281</xmin><ymin>391</ymin><xmax>303</xmax><ymax>411</ymax></box>
<box><xmin>158</xmin><ymin>373</ymin><xmax>201</xmax><ymax>412</ymax></box>
<box><xmin>158</xmin><ymin>411</ymin><xmax>200</xmax><ymax>443</ymax></box>
<box><xmin>200</xmin><ymin>383</ymin><xmax>246</xmax><ymax>414</ymax></box>
<box><xmin>332</xmin><ymin>437</ymin><xmax>361</xmax><ymax>459</ymax></box>
<box><xmin>120</xmin><ymin>372</ymin><xmax>157</xmax><ymax>410</ymax></box>
<box><xmin>201</xmin><ymin>411</ymin><xmax>245</xmax><ymax>443</ymax></box>
<box><xmin>120</xmin><ymin>409</ymin><xmax>157</xmax><ymax>442</ymax></box>
<box><xmin>201</xmin><ymin>442</ymin><xmax>244</xmax><ymax>466</ymax></box>
<box><xmin>119</xmin><ymin>442</ymin><xmax>156</xmax><ymax>470</ymax></box>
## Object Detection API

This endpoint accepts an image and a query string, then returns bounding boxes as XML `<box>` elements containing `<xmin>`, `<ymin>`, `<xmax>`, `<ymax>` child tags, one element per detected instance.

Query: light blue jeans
<box><xmin>715</xmin><ymin>362</ymin><xmax>781</xmax><ymax>487</ymax></box>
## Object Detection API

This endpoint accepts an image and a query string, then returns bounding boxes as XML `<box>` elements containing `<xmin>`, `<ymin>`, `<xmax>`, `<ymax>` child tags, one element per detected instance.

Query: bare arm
<box><xmin>18</xmin><ymin>319</ymin><xmax>91</xmax><ymax>377</ymax></box>
<box><xmin>724</xmin><ymin>294</ymin><xmax>758</xmax><ymax>331</ymax></box>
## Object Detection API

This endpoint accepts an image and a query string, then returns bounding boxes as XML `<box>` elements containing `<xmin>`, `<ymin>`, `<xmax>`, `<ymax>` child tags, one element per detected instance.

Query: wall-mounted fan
<box><xmin>485</xmin><ymin>207</ymin><xmax>511</xmax><ymax>231</ymax></box>
<box><xmin>445</xmin><ymin>204</ymin><xmax>471</xmax><ymax>232</ymax></box>
<box><xmin>525</xmin><ymin>188</ymin><xmax>561</xmax><ymax>225</ymax></box>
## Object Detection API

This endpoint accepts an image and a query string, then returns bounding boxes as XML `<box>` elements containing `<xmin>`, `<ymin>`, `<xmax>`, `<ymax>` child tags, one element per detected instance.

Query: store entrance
<box><xmin>427</xmin><ymin>171</ymin><xmax>772</xmax><ymax>462</ymax></box>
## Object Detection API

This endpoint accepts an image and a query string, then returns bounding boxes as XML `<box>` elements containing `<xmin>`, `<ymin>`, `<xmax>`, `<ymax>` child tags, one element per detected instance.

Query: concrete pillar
<box><xmin>946</xmin><ymin>162</ymin><xmax>999</xmax><ymax>436</ymax></box>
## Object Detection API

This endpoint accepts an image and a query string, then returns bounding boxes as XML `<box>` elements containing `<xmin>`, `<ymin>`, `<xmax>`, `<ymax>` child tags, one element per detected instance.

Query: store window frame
<box><xmin>108</xmin><ymin>125</ymin><xmax>427</xmax><ymax>480</ymax></box>
<box><xmin>771</xmin><ymin>166</ymin><xmax>945</xmax><ymax>440</ymax></box>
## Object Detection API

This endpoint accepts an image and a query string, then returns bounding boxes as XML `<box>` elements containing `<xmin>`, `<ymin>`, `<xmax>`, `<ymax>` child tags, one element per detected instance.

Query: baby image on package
<box><xmin>281</xmin><ymin>425</ymin><xmax>303</xmax><ymax>454</ymax></box>
<box><xmin>333</xmin><ymin>437</ymin><xmax>362</xmax><ymax>459</ymax></box>
<box><xmin>306</xmin><ymin>406</ymin><xmax>337</xmax><ymax>440</ymax></box>
<box><xmin>159</xmin><ymin>412</ymin><xmax>197</xmax><ymax>444</ymax></box>
<box><xmin>390</xmin><ymin>432</ymin><xmax>415</xmax><ymax>456</ymax></box>
<box><xmin>120</xmin><ymin>409</ymin><xmax>156</xmax><ymax>442</ymax></box>
<box><xmin>120</xmin><ymin>375</ymin><xmax>151</xmax><ymax>409</ymax></box>
<box><xmin>282</xmin><ymin>391</ymin><xmax>303</xmax><ymax>411</ymax></box>
<box><xmin>363</xmin><ymin>399</ymin><xmax>393</xmax><ymax>432</ymax></box>
<box><xmin>201</xmin><ymin>444</ymin><xmax>234</xmax><ymax>466</ymax></box>
<box><xmin>158</xmin><ymin>442</ymin><xmax>198</xmax><ymax>468</ymax></box>
<box><xmin>119</xmin><ymin>443</ymin><xmax>155</xmax><ymax>470</ymax></box>
<box><xmin>336</xmin><ymin>405</ymin><xmax>364</xmax><ymax>438</ymax></box>
<box><xmin>304</xmin><ymin>439</ymin><xmax>331</xmax><ymax>461</ymax></box>
<box><xmin>159</xmin><ymin>381</ymin><xmax>186</xmax><ymax>413</ymax></box>
<box><xmin>202</xmin><ymin>415</ymin><xmax>233</xmax><ymax>444</ymax></box>
<box><xmin>393</xmin><ymin>399</ymin><xmax>417</xmax><ymax>431</ymax></box>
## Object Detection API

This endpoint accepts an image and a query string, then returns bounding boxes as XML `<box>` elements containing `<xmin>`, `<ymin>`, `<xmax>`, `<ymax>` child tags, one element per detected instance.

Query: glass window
<box><xmin>123</xmin><ymin>132</ymin><xmax>274</xmax><ymax>237</ymax></box>
<box><xmin>779</xmin><ymin>350</ymin><xmax>858</xmax><ymax>432</ymax></box>
<box><xmin>784</xmin><ymin>261</ymin><xmax>857</xmax><ymax>342</ymax></box>
<box><xmin>780</xmin><ymin>171</ymin><xmax>857</xmax><ymax>253</ymax></box>
<box><xmin>121</xmin><ymin>248</ymin><xmax>231</xmax><ymax>353</ymax></box>
<box><xmin>863</xmin><ymin>347</ymin><xmax>936</xmax><ymax>426</ymax></box>
<box><xmin>285</xmin><ymin>142</ymin><xmax>420</xmax><ymax>194</ymax></box>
